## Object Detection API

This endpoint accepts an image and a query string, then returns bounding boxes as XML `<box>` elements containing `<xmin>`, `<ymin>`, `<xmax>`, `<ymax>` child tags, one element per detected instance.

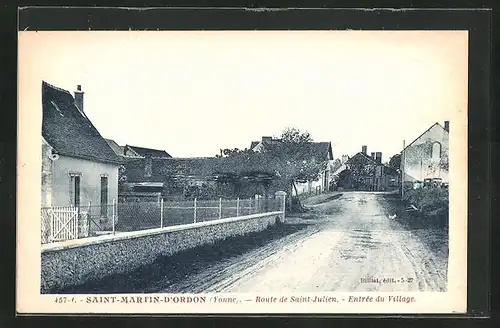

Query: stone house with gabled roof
<box><xmin>41</xmin><ymin>81</ymin><xmax>123</xmax><ymax>218</ymax></box>
<box><xmin>401</xmin><ymin>121</ymin><xmax>449</xmax><ymax>185</ymax></box>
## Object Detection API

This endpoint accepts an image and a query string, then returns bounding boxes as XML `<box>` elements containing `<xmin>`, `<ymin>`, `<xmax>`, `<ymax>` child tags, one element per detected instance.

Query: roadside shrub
<box><xmin>404</xmin><ymin>185</ymin><xmax>449</xmax><ymax>215</ymax></box>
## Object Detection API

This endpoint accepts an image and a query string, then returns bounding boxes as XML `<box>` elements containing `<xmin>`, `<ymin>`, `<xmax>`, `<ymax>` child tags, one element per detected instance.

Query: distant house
<box><xmin>104</xmin><ymin>139</ymin><xmax>141</xmax><ymax>158</ymax></box>
<box><xmin>103</xmin><ymin>141</ymin><xmax>173</xmax><ymax>201</ymax></box>
<box><xmin>336</xmin><ymin>145</ymin><xmax>398</xmax><ymax>191</ymax></box>
<box><xmin>104</xmin><ymin>139</ymin><xmax>171</xmax><ymax>159</ymax></box>
<box><xmin>250</xmin><ymin>136</ymin><xmax>334</xmax><ymax>195</ymax></box>
<box><xmin>401</xmin><ymin>121</ymin><xmax>449</xmax><ymax>185</ymax></box>
<box><xmin>124</xmin><ymin>145</ymin><xmax>172</xmax><ymax>158</ymax></box>
<box><xmin>41</xmin><ymin>81</ymin><xmax>123</xmax><ymax>216</ymax></box>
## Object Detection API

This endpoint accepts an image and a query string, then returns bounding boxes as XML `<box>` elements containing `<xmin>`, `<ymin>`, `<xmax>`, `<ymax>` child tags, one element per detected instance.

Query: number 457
<box><xmin>54</xmin><ymin>297</ymin><xmax>67</xmax><ymax>303</ymax></box>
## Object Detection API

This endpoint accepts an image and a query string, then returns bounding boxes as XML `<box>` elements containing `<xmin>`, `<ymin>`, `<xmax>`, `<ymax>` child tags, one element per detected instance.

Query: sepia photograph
<box><xmin>17</xmin><ymin>29</ymin><xmax>468</xmax><ymax>314</ymax></box>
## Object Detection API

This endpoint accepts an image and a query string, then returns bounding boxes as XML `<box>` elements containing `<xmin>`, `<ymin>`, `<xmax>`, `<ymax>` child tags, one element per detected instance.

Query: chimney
<box><xmin>361</xmin><ymin>145</ymin><xmax>367</xmax><ymax>155</ymax></box>
<box><xmin>74</xmin><ymin>85</ymin><xmax>84</xmax><ymax>113</ymax></box>
<box><xmin>370</xmin><ymin>152</ymin><xmax>375</xmax><ymax>159</ymax></box>
<box><xmin>375</xmin><ymin>152</ymin><xmax>382</xmax><ymax>164</ymax></box>
<box><xmin>444</xmin><ymin>120</ymin><xmax>449</xmax><ymax>132</ymax></box>
<box><xmin>144</xmin><ymin>155</ymin><xmax>152</xmax><ymax>178</ymax></box>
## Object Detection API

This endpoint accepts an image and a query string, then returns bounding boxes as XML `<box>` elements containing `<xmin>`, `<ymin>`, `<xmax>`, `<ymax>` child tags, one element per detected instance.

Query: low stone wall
<box><xmin>41</xmin><ymin>211</ymin><xmax>282</xmax><ymax>293</ymax></box>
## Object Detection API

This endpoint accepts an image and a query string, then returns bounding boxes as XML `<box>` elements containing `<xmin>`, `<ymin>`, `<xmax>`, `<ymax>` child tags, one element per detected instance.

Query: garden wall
<box><xmin>41</xmin><ymin>211</ymin><xmax>282</xmax><ymax>293</ymax></box>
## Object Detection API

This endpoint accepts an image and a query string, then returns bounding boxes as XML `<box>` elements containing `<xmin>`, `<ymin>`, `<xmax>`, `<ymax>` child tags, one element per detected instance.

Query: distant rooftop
<box><xmin>125</xmin><ymin>145</ymin><xmax>172</xmax><ymax>158</ymax></box>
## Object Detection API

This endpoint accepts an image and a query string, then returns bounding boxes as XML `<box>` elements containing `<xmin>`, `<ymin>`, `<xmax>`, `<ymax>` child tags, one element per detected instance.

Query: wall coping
<box><xmin>41</xmin><ymin>211</ymin><xmax>282</xmax><ymax>253</ymax></box>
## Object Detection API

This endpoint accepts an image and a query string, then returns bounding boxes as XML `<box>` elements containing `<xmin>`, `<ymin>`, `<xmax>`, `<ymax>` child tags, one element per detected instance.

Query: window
<box><xmin>69</xmin><ymin>173</ymin><xmax>81</xmax><ymax>208</ymax></box>
<box><xmin>431</xmin><ymin>142</ymin><xmax>442</xmax><ymax>160</ymax></box>
<box><xmin>100</xmin><ymin>176</ymin><xmax>108</xmax><ymax>217</ymax></box>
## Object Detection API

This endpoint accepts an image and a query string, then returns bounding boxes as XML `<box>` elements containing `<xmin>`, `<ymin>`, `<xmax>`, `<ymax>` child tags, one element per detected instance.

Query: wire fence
<box><xmin>41</xmin><ymin>196</ymin><xmax>284</xmax><ymax>244</ymax></box>
<box><xmin>298</xmin><ymin>185</ymin><xmax>324</xmax><ymax>199</ymax></box>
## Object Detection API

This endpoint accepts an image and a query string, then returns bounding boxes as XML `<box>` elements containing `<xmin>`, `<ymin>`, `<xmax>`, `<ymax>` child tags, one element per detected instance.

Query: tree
<box><xmin>220</xmin><ymin>127</ymin><xmax>327</xmax><ymax>211</ymax></box>
<box><xmin>273</xmin><ymin>127</ymin><xmax>326</xmax><ymax>210</ymax></box>
<box><xmin>217</xmin><ymin>128</ymin><xmax>328</xmax><ymax>208</ymax></box>
<box><xmin>330</xmin><ymin>158</ymin><xmax>342</xmax><ymax>173</ymax></box>
<box><xmin>216</xmin><ymin>148</ymin><xmax>253</xmax><ymax>158</ymax></box>
<box><xmin>345</xmin><ymin>155</ymin><xmax>377</xmax><ymax>190</ymax></box>
<box><xmin>118</xmin><ymin>165</ymin><xmax>128</xmax><ymax>192</ymax></box>
<box><xmin>280</xmin><ymin>127</ymin><xmax>313</xmax><ymax>143</ymax></box>
<box><xmin>389</xmin><ymin>154</ymin><xmax>401</xmax><ymax>171</ymax></box>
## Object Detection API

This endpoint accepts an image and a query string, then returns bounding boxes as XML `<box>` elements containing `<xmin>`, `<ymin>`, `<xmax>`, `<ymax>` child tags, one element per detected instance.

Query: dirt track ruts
<box><xmin>157</xmin><ymin>191</ymin><xmax>448</xmax><ymax>293</ymax></box>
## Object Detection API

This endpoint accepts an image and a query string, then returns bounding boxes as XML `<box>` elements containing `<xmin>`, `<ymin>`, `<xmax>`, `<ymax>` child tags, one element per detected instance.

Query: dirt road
<box><xmin>161</xmin><ymin>192</ymin><xmax>448</xmax><ymax>293</ymax></box>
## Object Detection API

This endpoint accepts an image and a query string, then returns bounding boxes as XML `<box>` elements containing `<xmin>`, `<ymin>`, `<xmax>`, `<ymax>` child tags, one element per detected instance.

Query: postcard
<box><xmin>17</xmin><ymin>30</ymin><xmax>468</xmax><ymax>314</ymax></box>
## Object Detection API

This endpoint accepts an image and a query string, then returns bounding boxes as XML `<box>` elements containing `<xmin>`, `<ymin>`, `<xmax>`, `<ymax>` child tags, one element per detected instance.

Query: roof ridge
<box><xmin>348</xmin><ymin>152</ymin><xmax>379</xmax><ymax>165</ymax></box>
<box><xmin>401</xmin><ymin>122</ymin><xmax>446</xmax><ymax>153</ymax></box>
<box><xmin>126</xmin><ymin>144</ymin><xmax>168</xmax><ymax>151</ymax></box>
<box><xmin>42</xmin><ymin>80</ymin><xmax>73</xmax><ymax>97</ymax></box>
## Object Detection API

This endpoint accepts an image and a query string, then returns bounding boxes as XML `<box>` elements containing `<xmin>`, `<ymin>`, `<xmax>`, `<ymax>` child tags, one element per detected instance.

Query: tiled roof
<box><xmin>42</xmin><ymin>81</ymin><xmax>123</xmax><ymax>165</ymax></box>
<box><xmin>250</xmin><ymin>141</ymin><xmax>260</xmax><ymax>149</ymax></box>
<box><xmin>346</xmin><ymin>152</ymin><xmax>379</xmax><ymax>165</ymax></box>
<box><xmin>105</xmin><ymin>138</ymin><xmax>126</xmax><ymax>157</ymax></box>
<box><xmin>126</xmin><ymin>145</ymin><xmax>172</xmax><ymax>158</ymax></box>
<box><xmin>346</xmin><ymin>152</ymin><xmax>398</xmax><ymax>176</ymax></box>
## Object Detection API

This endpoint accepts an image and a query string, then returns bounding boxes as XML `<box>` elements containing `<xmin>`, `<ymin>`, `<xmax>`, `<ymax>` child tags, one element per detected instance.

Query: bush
<box><xmin>183</xmin><ymin>183</ymin><xmax>218</xmax><ymax>200</ymax></box>
<box><xmin>404</xmin><ymin>185</ymin><xmax>449</xmax><ymax>214</ymax></box>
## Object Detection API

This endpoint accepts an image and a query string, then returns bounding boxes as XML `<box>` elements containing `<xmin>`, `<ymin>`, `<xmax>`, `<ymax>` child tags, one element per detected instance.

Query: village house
<box><xmin>250</xmin><ymin>136</ymin><xmax>334</xmax><ymax>195</ymax></box>
<box><xmin>401</xmin><ymin>121</ymin><xmax>449</xmax><ymax>187</ymax></box>
<box><xmin>41</xmin><ymin>82</ymin><xmax>123</xmax><ymax>239</ymax></box>
<box><xmin>334</xmin><ymin>145</ymin><xmax>399</xmax><ymax>191</ymax></box>
<box><xmin>104</xmin><ymin>140</ymin><xmax>173</xmax><ymax>201</ymax></box>
<box><xmin>105</xmin><ymin>139</ymin><xmax>171</xmax><ymax>159</ymax></box>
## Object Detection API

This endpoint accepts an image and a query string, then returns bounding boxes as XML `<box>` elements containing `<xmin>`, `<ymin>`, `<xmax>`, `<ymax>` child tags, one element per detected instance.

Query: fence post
<box><xmin>282</xmin><ymin>194</ymin><xmax>286</xmax><ymax>221</ymax></box>
<box><xmin>87</xmin><ymin>201</ymin><xmax>91</xmax><ymax>238</ymax></box>
<box><xmin>219</xmin><ymin>198</ymin><xmax>222</xmax><ymax>219</ymax></box>
<box><xmin>274</xmin><ymin>191</ymin><xmax>287</xmax><ymax>223</ymax></box>
<box><xmin>236</xmin><ymin>197</ymin><xmax>240</xmax><ymax>217</ymax></box>
<box><xmin>194</xmin><ymin>198</ymin><xmax>197</xmax><ymax>223</ymax></box>
<box><xmin>112</xmin><ymin>199</ymin><xmax>116</xmax><ymax>235</ymax></box>
<box><xmin>160</xmin><ymin>198</ymin><xmax>164</xmax><ymax>228</ymax></box>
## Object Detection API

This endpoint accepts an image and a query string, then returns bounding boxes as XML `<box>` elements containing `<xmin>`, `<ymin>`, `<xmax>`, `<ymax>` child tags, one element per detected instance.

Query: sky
<box><xmin>19</xmin><ymin>31</ymin><xmax>468</xmax><ymax>162</ymax></box>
